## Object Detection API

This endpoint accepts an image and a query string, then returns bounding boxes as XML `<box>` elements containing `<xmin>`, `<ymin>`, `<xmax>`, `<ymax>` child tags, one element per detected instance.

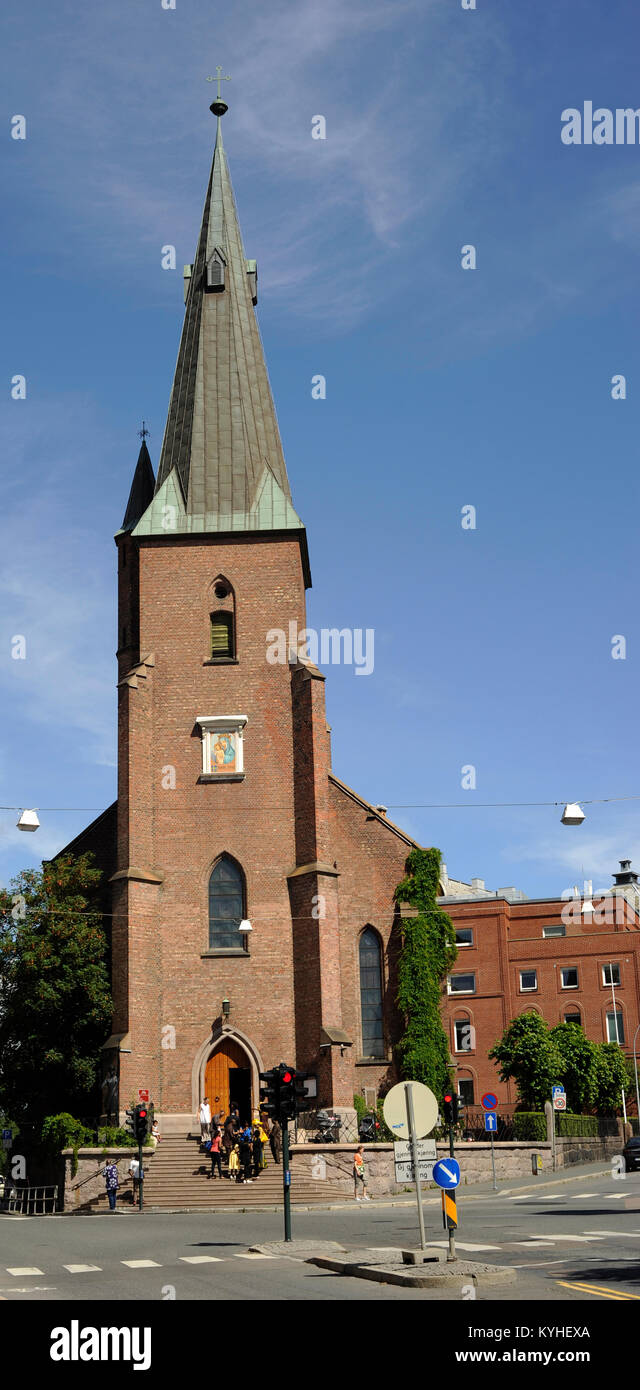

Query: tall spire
<box><xmin>119</xmin><ymin>434</ymin><xmax>155</xmax><ymax>534</ymax></box>
<box><xmin>132</xmin><ymin>97</ymin><xmax>305</xmax><ymax>551</ymax></box>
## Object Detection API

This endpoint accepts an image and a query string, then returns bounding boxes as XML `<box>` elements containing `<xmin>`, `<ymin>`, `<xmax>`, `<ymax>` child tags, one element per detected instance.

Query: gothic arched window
<box><xmin>208</xmin><ymin>856</ymin><xmax>245</xmax><ymax>950</ymax></box>
<box><xmin>359</xmin><ymin>927</ymin><xmax>384</xmax><ymax>1059</ymax></box>
<box><xmin>208</xmin><ymin>576</ymin><xmax>236</xmax><ymax>661</ymax></box>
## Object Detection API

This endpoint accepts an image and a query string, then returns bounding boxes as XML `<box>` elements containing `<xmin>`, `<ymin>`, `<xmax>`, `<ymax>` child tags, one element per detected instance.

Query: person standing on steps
<box><xmin>103</xmin><ymin>1158</ymin><xmax>119</xmax><ymax>1212</ymax></box>
<box><xmin>238</xmin><ymin>1126</ymin><xmax>253</xmax><ymax>1184</ymax></box>
<box><xmin>209</xmin><ymin>1129</ymin><xmax>223</xmax><ymax>1179</ymax></box>
<box><xmin>269</xmin><ymin>1117</ymin><xmax>282</xmax><ymax>1165</ymax></box>
<box><xmin>199</xmin><ymin>1096</ymin><xmax>211</xmax><ymax>1144</ymax></box>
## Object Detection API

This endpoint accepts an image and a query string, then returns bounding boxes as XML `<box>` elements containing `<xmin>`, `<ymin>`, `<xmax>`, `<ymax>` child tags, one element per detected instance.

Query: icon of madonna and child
<box><xmin>209</xmin><ymin>730</ymin><xmax>237</xmax><ymax>774</ymax></box>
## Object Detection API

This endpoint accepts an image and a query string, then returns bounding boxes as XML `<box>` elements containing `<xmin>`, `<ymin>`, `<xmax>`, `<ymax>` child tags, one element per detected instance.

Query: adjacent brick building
<box><xmin>439</xmin><ymin>861</ymin><xmax>640</xmax><ymax>1110</ymax></box>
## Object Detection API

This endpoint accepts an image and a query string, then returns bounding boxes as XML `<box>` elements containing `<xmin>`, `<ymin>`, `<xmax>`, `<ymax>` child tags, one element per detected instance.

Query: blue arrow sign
<box><xmin>432</xmin><ymin>1158</ymin><xmax>460</xmax><ymax>1190</ymax></box>
<box><xmin>484</xmin><ymin>1113</ymin><xmax>497</xmax><ymax>1132</ymax></box>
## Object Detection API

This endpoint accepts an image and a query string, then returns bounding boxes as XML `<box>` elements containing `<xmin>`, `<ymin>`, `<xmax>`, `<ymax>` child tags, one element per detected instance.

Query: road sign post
<box><xmin>383</xmin><ymin>1080</ymin><xmax>438</xmax><ymax>1254</ymax></box>
<box><xmin>432</xmin><ymin>1158</ymin><xmax>461</xmax><ymax>1262</ymax></box>
<box><xmin>485</xmin><ymin>1111</ymin><xmax>498</xmax><ymax>1190</ymax></box>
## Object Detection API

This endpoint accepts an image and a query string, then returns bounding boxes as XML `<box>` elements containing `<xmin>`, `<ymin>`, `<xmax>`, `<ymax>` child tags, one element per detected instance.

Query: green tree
<box><xmin>489</xmin><ymin>1012</ymin><xmax>562</xmax><ymax>1110</ymax></box>
<box><xmin>394</xmin><ymin>847</ymin><xmax>457</xmax><ymax>1098</ymax></box>
<box><xmin>0</xmin><ymin>854</ymin><xmax>111</xmax><ymax>1127</ymax></box>
<box><xmin>592</xmin><ymin>1043</ymin><xmax>628</xmax><ymax>1114</ymax></box>
<box><xmin>550</xmin><ymin>1023</ymin><xmax>597</xmax><ymax>1113</ymax></box>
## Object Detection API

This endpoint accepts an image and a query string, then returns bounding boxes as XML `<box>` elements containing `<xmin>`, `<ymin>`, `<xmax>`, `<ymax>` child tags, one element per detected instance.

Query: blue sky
<box><xmin>1</xmin><ymin>0</ymin><xmax>640</xmax><ymax>897</ymax></box>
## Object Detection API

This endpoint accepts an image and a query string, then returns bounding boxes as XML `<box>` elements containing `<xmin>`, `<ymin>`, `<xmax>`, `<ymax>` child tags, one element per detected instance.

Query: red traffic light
<box><xmin>443</xmin><ymin>1094</ymin><xmax>452</xmax><ymax>1103</ymax></box>
<box><xmin>139</xmin><ymin>1109</ymin><xmax>147</xmax><ymax>1119</ymax></box>
<box><xmin>281</xmin><ymin>1070</ymin><xmax>293</xmax><ymax>1084</ymax></box>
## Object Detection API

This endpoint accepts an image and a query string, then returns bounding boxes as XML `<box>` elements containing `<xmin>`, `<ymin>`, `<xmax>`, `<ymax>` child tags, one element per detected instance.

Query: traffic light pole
<box><xmin>138</xmin><ymin>1141</ymin><xmax>144</xmax><ymax>1212</ymax></box>
<box><xmin>282</xmin><ymin>1120</ymin><xmax>292</xmax><ymax>1242</ymax></box>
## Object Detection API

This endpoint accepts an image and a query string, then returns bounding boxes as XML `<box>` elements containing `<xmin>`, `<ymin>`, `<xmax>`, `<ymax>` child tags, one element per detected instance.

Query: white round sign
<box><xmin>383</xmin><ymin>1080</ymin><xmax>439</xmax><ymax>1140</ymax></box>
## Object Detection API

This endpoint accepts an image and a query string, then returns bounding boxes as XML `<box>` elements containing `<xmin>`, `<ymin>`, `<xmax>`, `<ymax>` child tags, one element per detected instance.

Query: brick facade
<box><xmin>442</xmin><ymin>892</ymin><xmax>640</xmax><ymax>1107</ymax></box>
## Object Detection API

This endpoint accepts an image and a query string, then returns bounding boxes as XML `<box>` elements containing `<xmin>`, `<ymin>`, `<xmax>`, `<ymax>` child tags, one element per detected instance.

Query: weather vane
<box><xmin>206</xmin><ymin>67</ymin><xmax>231</xmax><ymax>101</ymax></box>
<box><xmin>139</xmin><ymin>421</ymin><xmax>150</xmax><ymax>441</ymax></box>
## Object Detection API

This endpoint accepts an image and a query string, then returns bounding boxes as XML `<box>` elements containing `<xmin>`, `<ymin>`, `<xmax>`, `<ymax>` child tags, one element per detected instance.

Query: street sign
<box><xmin>138</xmin><ymin>1088</ymin><xmax>150</xmax><ymax>1104</ymax></box>
<box><xmin>432</xmin><ymin>1158</ymin><xmax>461</xmax><ymax>1190</ymax></box>
<box><xmin>393</xmin><ymin>1139</ymin><xmax>436</xmax><ymax>1184</ymax></box>
<box><xmin>382</xmin><ymin>1081</ymin><xmax>438</xmax><ymax>1140</ymax></box>
<box><xmin>2</xmin><ymin>1128</ymin><xmax>11</xmax><ymax>1150</ymax></box>
<box><xmin>481</xmin><ymin>1092</ymin><xmax>498</xmax><ymax>1111</ymax></box>
<box><xmin>552</xmin><ymin>1085</ymin><xmax>566</xmax><ymax>1112</ymax></box>
<box><xmin>484</xmin><ymin>1112</ymin><xmax>497</xmax><ymax>1133</ymax></box>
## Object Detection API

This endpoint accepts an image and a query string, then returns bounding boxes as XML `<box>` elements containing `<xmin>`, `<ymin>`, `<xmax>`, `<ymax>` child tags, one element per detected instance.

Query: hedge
<box><xmin>513</xmin><ymin>1112</ymin><xmax>546</xmax><ymax>1142</ymax></box>
<box><xmin>557</xmin><ymin>1113</ymin><xmax>599</xmax><ymax>1138</ymax></box>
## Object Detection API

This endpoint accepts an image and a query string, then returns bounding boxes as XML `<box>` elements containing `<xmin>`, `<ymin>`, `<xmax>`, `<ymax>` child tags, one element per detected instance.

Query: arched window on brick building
<box><xmin>208</xmin><ymin>855</ymin><xmax>246</xmax><ymax>951</ymax></box>
<box><xmin>359</xmin><ymin>927</ymin><xmax>385</xmax><ymax>1060</ymax></box>
<box><xmin>208</xmin><ymin>576</ymin><xmax>236</xmax><ymax>661</ymax></box>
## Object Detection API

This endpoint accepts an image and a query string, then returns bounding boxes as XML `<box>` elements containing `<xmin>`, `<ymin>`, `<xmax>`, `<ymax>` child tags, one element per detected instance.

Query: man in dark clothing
<box><xmin>269</xmin><ymin>1119</ymin><xmax>282</xmax><ymax>1165</ymax></box>
<box><xmin>238</xmin><ymin>1127</ymin><xmax>253</xmax><ymax>1184</ymax></box>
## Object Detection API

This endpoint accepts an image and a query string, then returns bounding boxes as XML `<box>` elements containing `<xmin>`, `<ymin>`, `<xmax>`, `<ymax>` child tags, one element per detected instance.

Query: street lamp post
<box><xmin>608</xmin><ymin>964</ymin><xmax>627</xmax><ymax>1124</ymax></box>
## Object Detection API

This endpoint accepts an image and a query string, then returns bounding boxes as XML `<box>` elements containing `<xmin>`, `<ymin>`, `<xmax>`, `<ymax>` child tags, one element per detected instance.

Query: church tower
<box><xmin>57</xmin><ymin>94</ymin><xmax>424</xmax><ymax>1137</ymax></box>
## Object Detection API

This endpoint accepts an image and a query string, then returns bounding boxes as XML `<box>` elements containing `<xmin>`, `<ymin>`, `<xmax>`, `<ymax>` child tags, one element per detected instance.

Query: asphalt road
<box><xmin>1</xmin><ymin>1167</ymin><xmax>640</xmax><ymax>1303</ymax></box>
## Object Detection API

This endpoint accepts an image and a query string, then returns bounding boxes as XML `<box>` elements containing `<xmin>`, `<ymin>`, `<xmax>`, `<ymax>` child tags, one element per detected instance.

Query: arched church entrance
<box><xmin>205</xmin><ymin>1037</ymin><xmax>252</xmax><ymax>1124</ymax></box>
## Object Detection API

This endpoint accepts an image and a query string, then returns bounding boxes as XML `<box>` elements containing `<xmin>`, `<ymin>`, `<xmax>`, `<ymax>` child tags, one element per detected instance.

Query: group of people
<box><xmin>198</xmin><ymin>1096</ymin><xmax>282</xmax><ymax>1183</ymax></box>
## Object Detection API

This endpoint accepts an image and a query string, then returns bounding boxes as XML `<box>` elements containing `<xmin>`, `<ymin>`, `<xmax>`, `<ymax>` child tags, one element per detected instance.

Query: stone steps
<box><xmin>80</xmin><ymin>1137</ymin><xmax>350</xmax><ymax>1211</ymax></box>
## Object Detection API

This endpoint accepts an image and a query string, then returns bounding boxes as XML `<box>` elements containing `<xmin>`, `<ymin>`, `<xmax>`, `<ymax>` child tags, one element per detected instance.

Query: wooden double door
<box><xmin>204</xmin><ymin>1038</ymin><xmax>252</xmax><ymax>1124</ymax></box>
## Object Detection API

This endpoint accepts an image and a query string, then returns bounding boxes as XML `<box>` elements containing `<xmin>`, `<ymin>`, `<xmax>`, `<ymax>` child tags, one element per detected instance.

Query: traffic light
<box><xmin>293</xmin><ymin>1073</ymin><xmax>312</xmax><ymax>1115</ymax></box>
<box><xmin>442</xmin><ymin>1092</ymin><xmax>459</xmax><ymax>1127</ymax></box>
<box><xmin>259</xmin><ymin>1068</ymin><xmax>280</xmax><ymax>1119</ymax></box>
<box><xmin>134</xmin><ymin>1103</ymin><xmax>149</xmax><ymax>1142</ymax></box>
<box><xmin>278</xmin><ymin>1066</ymin><xmax>297</xmax><ymax>1121</ymax></box>
<box><xmin>124</xmin><ymin>1105</ymin><xmax>136</xmax><ymax>1138</ymax></box>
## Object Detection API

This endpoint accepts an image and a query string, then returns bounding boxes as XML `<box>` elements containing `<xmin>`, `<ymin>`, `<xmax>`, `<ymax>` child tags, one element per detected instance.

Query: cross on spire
<box><xmin>206</xmin><ymin>67</ymin><xmax>231</xmax><ymax>101</ymax></box>
<box><xmin>138</xmin><ymin>420</ymin><xmax>150</xmax><ymax>441</ymax></box>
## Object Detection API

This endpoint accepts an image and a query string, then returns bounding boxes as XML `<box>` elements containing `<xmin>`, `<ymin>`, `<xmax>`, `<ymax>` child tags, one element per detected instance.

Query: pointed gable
<box><xmin>134</xmin><ymin>116</ymin><xmax>304</xmax><ymax>545</ymax></box>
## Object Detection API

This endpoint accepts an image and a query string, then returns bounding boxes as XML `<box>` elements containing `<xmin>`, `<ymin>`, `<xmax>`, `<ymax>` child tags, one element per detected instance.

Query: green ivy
<box><xmin>394</xmin><ymin>848</ymin><xmax>457</xmax><ymax>1100</ymax></box>
<box><xmin>41</xmin><ymin>1112</ymin><xmax>94</xmax><ymax>1178</ymax></box>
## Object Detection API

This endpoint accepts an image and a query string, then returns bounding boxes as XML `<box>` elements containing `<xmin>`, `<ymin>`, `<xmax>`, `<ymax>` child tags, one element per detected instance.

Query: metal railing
<box><xmin>294</xmin><ymin>1111</ymin><xmax>360</xmax><ymax>1144</ymax></box>
<box><xmin>3</xmin><ymin>1184</ymin><xmax>59</xmax><ymax>1215</ymax></box>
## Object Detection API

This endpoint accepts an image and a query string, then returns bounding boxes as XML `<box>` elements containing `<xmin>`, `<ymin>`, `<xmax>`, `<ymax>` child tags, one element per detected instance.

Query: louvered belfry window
<box><xmin>210</xmin><ymin>611</ymin><xmax>233</xmax><ymax>658</ymax></box>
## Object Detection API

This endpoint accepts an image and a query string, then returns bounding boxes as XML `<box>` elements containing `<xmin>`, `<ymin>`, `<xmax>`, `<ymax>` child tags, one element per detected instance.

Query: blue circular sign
<box><xmin>432</xmin><ymin>1158</ymin><xmax>460</xmax><ymax>1190</ymax></box>
<box><xmin>481</xmin><ymin>1092</ymin><xmax>498</xmax><ymax>1111</ymax></box>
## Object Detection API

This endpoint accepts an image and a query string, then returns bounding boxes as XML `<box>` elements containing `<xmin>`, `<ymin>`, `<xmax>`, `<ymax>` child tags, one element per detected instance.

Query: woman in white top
<box><xmin>199</xmin><ymin>1097</ymin><xmax>211</xmax><ymax>1142</ymax></box>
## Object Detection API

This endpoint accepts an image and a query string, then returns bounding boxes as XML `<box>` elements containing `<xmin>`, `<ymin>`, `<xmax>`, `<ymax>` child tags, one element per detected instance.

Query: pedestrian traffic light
<box><xmin>259</xmin><ymin>1068</ymin><xmax>280</xmax><ymax>1119</ymax></box>
<box><xmin>124</xmin><ymin>1105</ymin><xmax>136</xmax><ymax>1138</ymax></box>
<box><xmin>442</xmin><ymin>1092</ymin><xmax>459</xmax><ymax>1127</ymax></box>
<box><xmin>134</xmin><ymin>1104</ymin><xmax>149</xmax><ymax>1142</ymax></box>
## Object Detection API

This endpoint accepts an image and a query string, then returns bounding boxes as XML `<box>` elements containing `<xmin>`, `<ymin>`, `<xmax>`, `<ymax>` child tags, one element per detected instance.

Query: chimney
<box><xmin>471</xmin><ymin>878</ymin><xmax>485</xmax><ymax>892</ymax></box>
<box><xmin>614</xmin><ymin>859</ymin><xmax>638</xmax><ymax>886</ymax></box>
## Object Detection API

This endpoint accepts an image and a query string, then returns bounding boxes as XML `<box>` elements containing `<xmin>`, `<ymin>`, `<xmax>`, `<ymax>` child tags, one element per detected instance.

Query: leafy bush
<box><xmin>98</xmin><ymin>1127</ymin><xmax>152</xmax><ymax>1150</ymax></box>
<box><xmin>513</xmin><ymin>1112</ymin><xmax>546</xmax><ymax>1142</ymax></box>
<box><xmin>41</xmin><ymin>1113</ymin><xmax>94</xmax><ymax>1176</ymax></box>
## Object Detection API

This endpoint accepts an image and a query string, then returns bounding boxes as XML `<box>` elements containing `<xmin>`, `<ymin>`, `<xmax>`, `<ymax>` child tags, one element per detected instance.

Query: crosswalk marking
<box><xmin>121</xmin><ymin>1260</ymin><xmax>162</xmax><ymax>1269</ymax></box>
<box><xmin>63</xmin><ymin>1264</ymin><xmax>102</xmax><ymax>1274</ymax></box>
<box><xmin>582</xmin><ymin>1230</ymin><xmax>640</xmax><ymax>1239</ymax></box>
<box><xmin>535</xmin><ymin>1233</ymin><xmax>604</xmax><ymax>1243</ymax></box>
<box><xmin>233</xmin><ymin>1252</ymin><xmax>275</xmax><ymax>1260</ymax></box>
<box><xmin>604</xmin><ymin>1193</ymin><xmax>627</xmax><ymax>1199</ymax></box>
<box><xmin>7</xmin><ymin>1267</ymin><xmax>44</xmax><ymax>1276</ymax></box>
<box><xmin>430</xmin><ymin>1240</ymin><xmax>502</xmax><ymax>1252</ymax></box>
<box><xmin>179</xmin><ymin>1256</ymin><xmax>223</xmax><ymax>1264</ymax></box>
<box><xmin>570</xmin><ymin>1193</ymin><xmax>599</xmax><ymax>1199</ymax></box>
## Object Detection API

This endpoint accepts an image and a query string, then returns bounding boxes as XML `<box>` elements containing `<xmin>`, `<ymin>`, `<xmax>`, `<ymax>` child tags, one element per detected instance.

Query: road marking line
<box><xmin>179</xmin><ymin>1256</ymin><xmax>223</xmax><ymax>1264</ymax></box>
<box><xmin>570</xmin><ymin>1194</ymin><xmax>599</xmax><ymax>1199</ymax></box>
<box><xmin>604</xmin><ymin>1193</ymin><xmax>627</xmax><ymax>1199</ymax></box>
<box><xmin>233</xmin><ymin>1252</ymin><xmax>275</xmax><ymax>1260</ymax></box>
<box><xmin>121</xmin><ymin>1260</ymin><xmax>162</xmax><ymax>1268</ymax></box>
<box><xmin>430</xmin><ymin>1240</ymin><xmax>502</xmax><ymax>1252</ymax></box>
<box><xmin>6</xmin><ymin>1267</ymin><xmax>44</xmax><ymax>1276</ymax></box>
<box><xmin>556</xmin><ymin>1280</ymin><xmax>640</xmax><ymax>1301</ymax></box>
<box><xmin>63</xmin><ymin>1264</ymin><xmax>102</xmax><ymax>1273</ymax></box>
<box><xmin>582</xmin><ymin>1230</ymin><xmax>640</xmax><ymax>1239</ymax></box>
<box><xmin>537</xmin><ymin>1233</ymin><xmax>604</xmax><ymax>1243</ymax></box>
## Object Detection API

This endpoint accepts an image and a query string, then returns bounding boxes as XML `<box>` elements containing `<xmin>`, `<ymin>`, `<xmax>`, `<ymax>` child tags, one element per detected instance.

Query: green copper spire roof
<box><xmin>132</xmin><ymin>109</ymin><xmax>305</xmax><ymax>548</ymax></box>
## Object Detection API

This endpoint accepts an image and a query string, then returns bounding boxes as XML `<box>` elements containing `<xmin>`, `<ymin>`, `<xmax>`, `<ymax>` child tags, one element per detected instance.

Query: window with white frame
<box><xmin>606</xmin><ymin>1010</ymin><xmax>625</xmax><ymax>1044</ymax></box>
<box><xmin>560</xmin><ymin>967</ymin><xmax>579</xmax><ymax>989</ymax></box>
<box><xmin>543</xmin><ymin>924</ymin><xmax>565</xmax><ymax>939</ymax></box>
<box><xmin>455</xmin><ymin>928</ymin><xmax>474</xmax><ymax>947</ymax></box>
<box><xmin>448</xmin><ymin>973</ymin><xmax>476</xmax><ymax>994</ymax></box>
<box><xmin>602</xmin><ymin>963</ymin><xmax>621</xmax><ymax>987</ymax></box>
<box><xmin>454</xmin><ymin>1019</ymin><xmax>474</xmax><ymax>1052</ymax></box>
<box><xmin>520</xmin><ymin>969</ymin><xmax>537</xmax><ymax>992</ymax></box>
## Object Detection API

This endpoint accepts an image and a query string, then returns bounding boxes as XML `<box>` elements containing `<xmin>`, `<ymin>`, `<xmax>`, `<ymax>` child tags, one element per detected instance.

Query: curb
<box><xmin>308</xmin><ymin>1254</ymin><xmax>517</xmax><ymax>1289</ymax></box>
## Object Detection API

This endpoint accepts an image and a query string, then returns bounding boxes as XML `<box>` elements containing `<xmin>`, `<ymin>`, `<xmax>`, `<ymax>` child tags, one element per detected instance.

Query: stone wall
<box><xmin>62</xmin><ymin>1148</ymin><xmax>140</xmax><ymax>1212</ymax></box>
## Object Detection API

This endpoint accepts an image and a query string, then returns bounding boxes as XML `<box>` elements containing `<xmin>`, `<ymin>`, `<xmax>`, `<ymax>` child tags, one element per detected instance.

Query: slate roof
<box><xmin>119</xmin><ymin>439</ymin><xmax>155</xmax><ymax>534</ymax></box>
<box><xmin>132</xmin><ymin>116</ymin><xmax>304</xmax><ymax>544</ymax></box>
